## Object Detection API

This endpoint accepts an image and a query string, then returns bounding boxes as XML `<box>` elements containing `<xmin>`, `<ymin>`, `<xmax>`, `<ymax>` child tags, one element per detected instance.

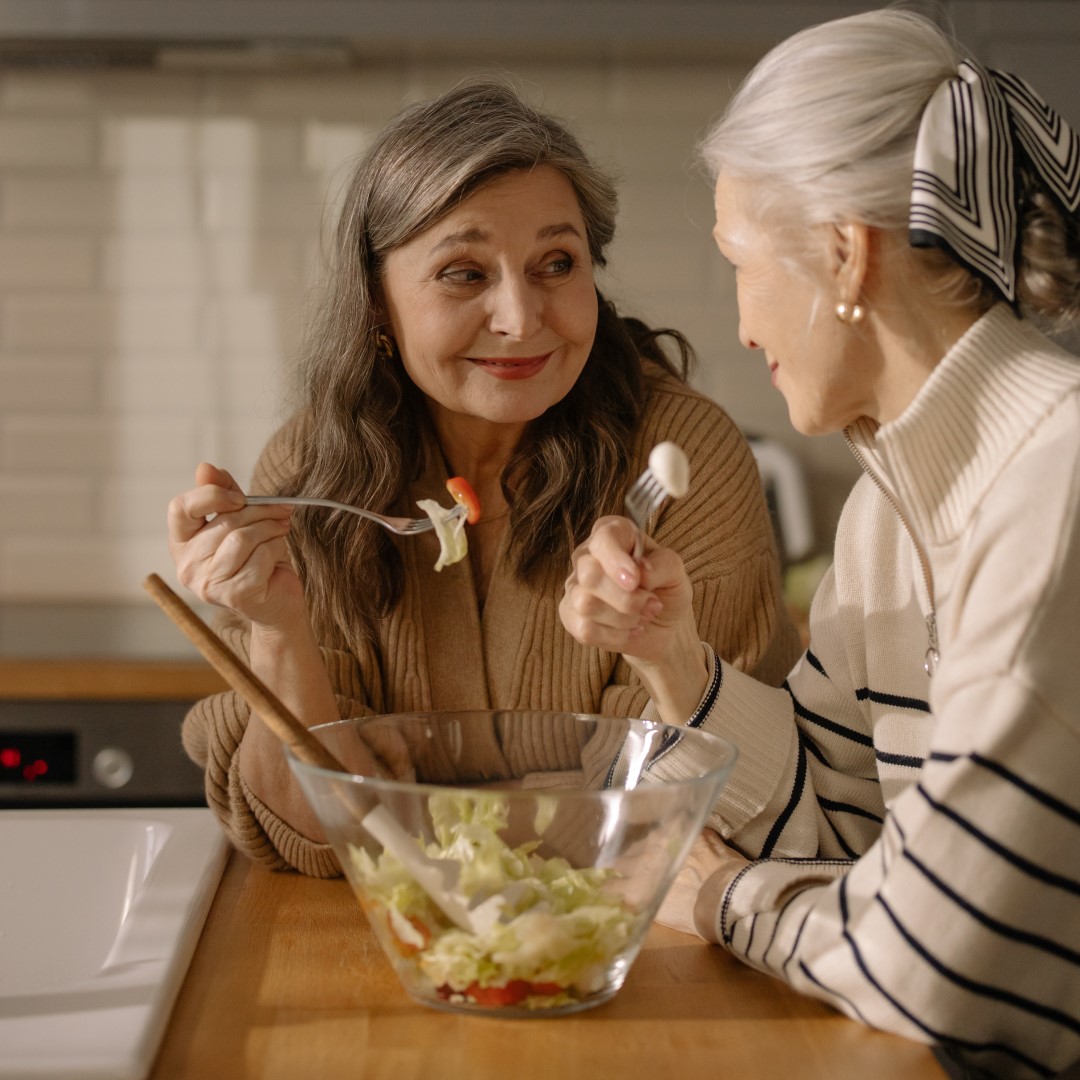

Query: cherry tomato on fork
<box><xmin>446</xmin><ymin>476</ymin><xmax>482</xmax><ymax>524</ymax></box>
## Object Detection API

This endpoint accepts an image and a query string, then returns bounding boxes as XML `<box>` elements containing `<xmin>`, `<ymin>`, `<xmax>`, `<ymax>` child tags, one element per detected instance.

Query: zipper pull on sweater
<box><xmin>924</xmin><ymin>611</ymin><xmax>940</xmax><ymax>676</ymax></box>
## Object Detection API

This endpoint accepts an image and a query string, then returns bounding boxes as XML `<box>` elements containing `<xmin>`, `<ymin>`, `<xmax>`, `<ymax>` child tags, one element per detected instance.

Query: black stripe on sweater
<box><xmin>831</xmin><ymin>876</ymin><xmax>1056</xmax><ymax>1077</ymax></box>
<box><xmin>918</xmin><ymin>784</ymin><xmax>1080</xmax><ymax>896</ymax></box>
<box><xmin>821</xmin><ymin>811</ymin><xmax>859</xmax><ymax>859</ymax></box>
<box><xmin>744</xmin><ymin>912</ymin><xmax>758</xmax><ymax>958</ymax></box>
<box><xmin>788</xmin><ymin>684</ymin><xmax>875</xmax><ymax>747</ymax></box>
<box><xmin>855</xmin><ymin>686</ymin><xmax>931</xmax><ymax>713</ymax></box>
<box><xmin>638</xmin><ymin>650</ymin><xmax>725</xmax><ymax>777</ymax></box>
<box><xmin>799</xmin><ymin>728</ymin><xmax>832</xmax><ymax>768</ymax></box>
<box><xmin>798</xmin><ymin>959</ymin><xmax>874</xmax><ymax>1028</ymax></box>
<box><xmin>815</xmin><ymin>801</ymin><xmax>877</xmax><ymax>859</ymax></box>
<box><xmin>805</xmin><ymin>649</ymin><xmax>829</xmax><ymax>678</ymax></box>
<box><xmin>784</xmin><ymin>907</ymin><xmax>814</xmax><ymax>978</ymax></box>
<box><xmin>761</xmin><ymin>885</ymin><xmax>815</xmax><ymax>972</ymax></box>
<box><xmin>827</xmin><ymin>937</ymin><xmax>1056</xmax><ymax>1077</ymax></box>
<box><xmin>892</xmin><ymin>819</ymin><xmax>1080</xmax><ymax>968</ymax></box>
<box><xmin>875</xmin><ymin>749</ymin><xmax>924</xmax><ymax>769</ymax></box>
<box><xmin>877</xmin><ymin>894</ymin><xmax>1080</xmax><ymax>1035</ymax></box>
<box><xmin>818</xmin><ymin>797</ymin><xmax>885</xmax><ymax>825</ymax></box>
<box><xmin>606</xmin><ymin>657</ymin><xmax>723</xmax><ymax>788</ymax></box>
<box><xmin>760</xmin><ymin>729</ymin><xmax>809</xmax><ymax>857</ymax></box>
<box><xmin>929</xmin><ymin>751</ymin><xmax>1080</xmax><ymax>825</ymax></box>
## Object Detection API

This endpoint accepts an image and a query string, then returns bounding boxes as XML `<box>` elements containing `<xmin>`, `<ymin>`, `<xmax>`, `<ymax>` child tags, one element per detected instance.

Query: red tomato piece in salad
<box><xmin>445</xmin><ymin>476</ymin><xmax>481</xmax><ymax>524</ymax></box>
<box><xmin>447</xmin><ymin>980</ymin><xmax>565</xmax><ymax>1007</ymax></box>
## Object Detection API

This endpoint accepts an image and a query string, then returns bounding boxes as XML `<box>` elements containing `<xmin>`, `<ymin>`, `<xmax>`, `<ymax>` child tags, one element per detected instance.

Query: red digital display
<box><xmin>0</xmin><ymin>733</ymin><xmax>75</xmax><ymax>785</ymax></box>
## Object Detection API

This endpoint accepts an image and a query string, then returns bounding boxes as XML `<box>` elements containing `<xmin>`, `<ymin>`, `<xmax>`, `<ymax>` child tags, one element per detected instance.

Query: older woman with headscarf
<box><xmin>560</xmin><ymin>11</ymin><xmax>1080</xmax><ymax>1078</ymax></box>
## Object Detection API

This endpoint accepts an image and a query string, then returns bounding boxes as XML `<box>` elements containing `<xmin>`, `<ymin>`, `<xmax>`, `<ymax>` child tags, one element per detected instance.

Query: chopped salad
<box><xmin>417</xmin><ymin>476</ymin><xmax>480</xmax><ymax>572</ymax></box>
<box><xmin>350</xmin><ymin>792</ymin><xmax>640</xmax><ymax>1009</ymax></box>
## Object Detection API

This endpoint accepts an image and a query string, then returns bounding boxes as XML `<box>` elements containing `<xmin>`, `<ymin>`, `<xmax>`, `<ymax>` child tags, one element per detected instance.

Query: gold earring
<box><xmin>835</xmin><ymin>301</ymin><xmax>865</xmax><ymax>324</ymax></box>
<box><xmin>373</xmin><ymin>330</ymin><xmax>396</xmax><ymax>359</ymax></box>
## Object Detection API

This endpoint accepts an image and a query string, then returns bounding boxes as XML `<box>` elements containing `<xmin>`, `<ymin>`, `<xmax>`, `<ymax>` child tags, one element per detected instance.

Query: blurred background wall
<box><xmin>0</xmin><ymin>0</ymin><xmax>1076</xmax><ymax>654</ymax></box>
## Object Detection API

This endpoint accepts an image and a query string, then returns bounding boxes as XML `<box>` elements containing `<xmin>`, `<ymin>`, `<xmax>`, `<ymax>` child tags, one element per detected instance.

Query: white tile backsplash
<box><xmin>4</xmin><ymin>294</ymin><xmax>117</xmax><ymax>351</ymax></box>
<box><xmin>1</xmin><ymin>535</ymin><xmax>173</xmax><ymax>601</ymax></box>
<box><xmin>99</xmin><ymin>351</ymin><xmax>216</xmax><ymax>415</ymax></box>
<box><xmin>0</xmin><ymin>476</ymin><xmax>96</xmax><ymax>535</ymax></box>
<box><xmin>0</xmin><ymin>357</ymin><xmax>98</xmax><ymax>412</ymax></box>
<box><xmin>101</xmin><ymin>116</ymin><xmax>196</xmax><ymax>173</ymax></box>
<box><xmin>0</xmin><ymin>117</ymin><xmax>97</xmax><ymax>168</ymax></box>
<box><xmin>3</xmin><ymin>415</ymin><xmax>199</xmax><ymax>475</ymax></box>
<box><xmin>101</xmin><ymin>234</ymin><xmax>205</xmax><ymax>290</ymax></box>
<box><xmin>0</xmin><ymin>54</ymin><xmax>855</xmax><ymax>605</ymax></box>
<box><xmin>0</xmin><ymin>235</ymin><xmax>98</xmax><ymax>289</ymax></box>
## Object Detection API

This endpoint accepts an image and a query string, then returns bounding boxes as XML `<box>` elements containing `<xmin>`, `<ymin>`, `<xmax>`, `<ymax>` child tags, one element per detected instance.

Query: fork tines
<box><xmin>624</xmin><ymin>469</ymin><xmax>667</xmax><ymax>528</ymax></box>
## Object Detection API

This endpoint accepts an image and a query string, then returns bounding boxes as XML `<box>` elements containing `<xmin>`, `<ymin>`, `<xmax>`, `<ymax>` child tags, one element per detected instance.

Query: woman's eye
<box><xmin>537</xmin><ymin>253</ymin><xmax>575</xmax><ymax>278</ymax></box>
<box><xmin>438</xmin><ymin>265</ymin><xmax>486</xmax><ymax>285</ymax></box>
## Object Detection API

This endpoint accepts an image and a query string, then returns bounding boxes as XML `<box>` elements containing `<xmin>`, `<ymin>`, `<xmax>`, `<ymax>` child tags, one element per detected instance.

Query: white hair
<box><xmin>703</xmin><ymin>8</ymin><xmax>959</xmax><ymax>232</ymax></box>
<box><xmin>703</xmin><ymin>7</ymin><xmax>1080</xmax><ymax>328</ymax></box>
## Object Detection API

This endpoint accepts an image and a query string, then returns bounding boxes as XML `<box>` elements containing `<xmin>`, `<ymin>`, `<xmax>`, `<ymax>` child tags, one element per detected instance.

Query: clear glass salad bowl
<box><xmin>286</xmin><ymin>710</ymin><xmax>737</xmax><ymax>1018</ymax></box>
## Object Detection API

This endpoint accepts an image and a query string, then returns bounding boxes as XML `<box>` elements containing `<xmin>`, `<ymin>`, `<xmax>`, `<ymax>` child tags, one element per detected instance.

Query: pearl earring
<box><xmin>835</xmin><ymin>301</ymin><xmax>865</xmax><ymax>324</ymax></box>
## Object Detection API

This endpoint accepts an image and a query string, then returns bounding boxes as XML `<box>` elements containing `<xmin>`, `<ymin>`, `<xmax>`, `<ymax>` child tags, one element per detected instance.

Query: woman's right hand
<box><xmin>167</xmin><ymin>462</ymin><xmax>304</xmax><ymax>630</ymax></box>
<box><xmin>560</xmin><ymin>516</ymin><xmax>710</xmax><ymax>724</ymax></box>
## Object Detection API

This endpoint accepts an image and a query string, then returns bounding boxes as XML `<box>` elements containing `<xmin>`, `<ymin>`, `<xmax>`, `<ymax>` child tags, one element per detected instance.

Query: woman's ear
<box><xmin>829</xmin><ymin>220</ymin><xmax>871</xmax><ymax>304</ymax></box>
<box><xmin>371</xmin><ymin>289</ymin><xmax>396</xmax><ymax>340</ymax></box>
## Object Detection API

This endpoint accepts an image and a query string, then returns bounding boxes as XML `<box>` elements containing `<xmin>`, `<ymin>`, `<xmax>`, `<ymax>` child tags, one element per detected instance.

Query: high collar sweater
<box><xmin>663</xmin><ymin>305</ymin><xmax>1080</xmax><ymax>1078</ymax></box>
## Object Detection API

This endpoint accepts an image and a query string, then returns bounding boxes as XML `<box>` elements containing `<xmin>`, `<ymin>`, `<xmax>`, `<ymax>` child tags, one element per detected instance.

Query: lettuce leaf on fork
<box><xmin>416</xmin><ymin>499</ymin><xmax>468</xmax><ymax>571</ymax></box>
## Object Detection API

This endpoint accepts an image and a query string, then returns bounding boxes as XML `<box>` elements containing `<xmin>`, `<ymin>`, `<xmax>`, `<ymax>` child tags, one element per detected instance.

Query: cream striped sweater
<box><xmin>660</xmin><ymin>307</ymin><xmax>1080</xmax><ymax>1078</ymax></box>
<box><xmin>181</xmin><ymin>364</ymin><xmax>801</xmax><ymax>877</ymax></box>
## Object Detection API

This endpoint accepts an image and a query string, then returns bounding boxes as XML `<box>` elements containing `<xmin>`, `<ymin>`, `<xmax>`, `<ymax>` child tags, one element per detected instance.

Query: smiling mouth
<box><xmin>471</xmin><ymin>352</ymin><xmax>552</xmax><ymax>367</ymax></box>
<box><xmin>468</xmin><ymin>352</ymin><xmax>554</xmax><ymax>379</ymax></box>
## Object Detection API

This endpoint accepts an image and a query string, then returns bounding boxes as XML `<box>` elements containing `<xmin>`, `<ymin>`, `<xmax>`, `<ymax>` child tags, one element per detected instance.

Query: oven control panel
<box><xmin>0</xmin><ymin>700</ymin><xmax>207</xmax><ymax>807</ymax></box>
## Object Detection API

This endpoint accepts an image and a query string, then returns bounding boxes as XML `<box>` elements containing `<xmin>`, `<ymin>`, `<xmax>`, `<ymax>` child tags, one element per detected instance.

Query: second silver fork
<box><xmin>623</xmin><ymin>470</ymin><xmax>671</xmax><ymax>560</ymax></box>
<box><xmin>623</xmin><ymin>443</ymin><xmax>689</xmax><ymax>560</ymax></box>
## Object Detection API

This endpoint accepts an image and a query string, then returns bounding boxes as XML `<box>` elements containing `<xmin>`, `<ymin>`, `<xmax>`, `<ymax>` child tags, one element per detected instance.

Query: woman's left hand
<box><xmin>655</xmin><ymin>828</ymin><xmax>750</xmax><ymax>941</ymax></box>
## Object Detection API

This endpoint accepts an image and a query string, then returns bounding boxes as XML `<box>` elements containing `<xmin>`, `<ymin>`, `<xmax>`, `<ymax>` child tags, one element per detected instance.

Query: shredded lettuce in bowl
<box><xmin>350</xmin><ymin>792</ymin><xmax>641</xmax><ymax>1008</ymax></box>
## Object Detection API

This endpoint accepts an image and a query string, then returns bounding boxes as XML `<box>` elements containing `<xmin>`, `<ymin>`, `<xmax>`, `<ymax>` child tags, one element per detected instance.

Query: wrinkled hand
<box><xmin>655</xmin><ymin>828</ymin><xmax>750</xmax><ymax>941</ymax></box>
<box><xmin>559</xmin><ymin>515</ymin><xmax>696</xmax><ymax>664</ymax></box>
<box><xmin>167</xmin><ymin>462</ymin><xmax>304</xmax><ymax>629</ymax></box>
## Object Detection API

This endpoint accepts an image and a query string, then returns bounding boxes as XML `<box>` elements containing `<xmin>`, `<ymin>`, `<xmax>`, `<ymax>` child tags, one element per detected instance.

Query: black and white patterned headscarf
<box><xmin>910</xmin><ymin>59</ymin><xmax>1080</xmax><ymax>302</ymax></box>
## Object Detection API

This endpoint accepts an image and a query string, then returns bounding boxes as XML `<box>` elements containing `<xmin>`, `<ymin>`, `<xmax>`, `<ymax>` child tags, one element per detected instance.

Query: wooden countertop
<box><xmin>0</xmin><ymin>659</ymin><xmax>227</xmax><ymax>699</ymax></box>
<box><xmin>151</xmin><ymin>852</ymin><xmax>945</xmax><ymax>1080</ymax></box>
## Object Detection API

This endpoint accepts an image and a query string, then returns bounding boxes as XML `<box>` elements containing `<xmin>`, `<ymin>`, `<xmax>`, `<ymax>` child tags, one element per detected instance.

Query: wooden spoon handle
<box><xmin>142</xmin><ymin>573</ymin><xmax>345</xmax><ymax>774</ymax></box>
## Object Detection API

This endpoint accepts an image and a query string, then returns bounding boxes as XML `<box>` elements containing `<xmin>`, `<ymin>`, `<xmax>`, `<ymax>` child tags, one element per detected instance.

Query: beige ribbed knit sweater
<box><xmin>182</xmin><ymin>364</ymin><xmax>801</xmax><ymax>876</ymax></box>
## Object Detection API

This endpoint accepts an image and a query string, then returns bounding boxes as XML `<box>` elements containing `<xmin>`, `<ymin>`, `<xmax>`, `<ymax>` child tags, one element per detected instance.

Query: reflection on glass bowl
<box><xmin>287</xmin><ymin>710</ymin><xmax>737</xmax><ymax>1018</ymax></box>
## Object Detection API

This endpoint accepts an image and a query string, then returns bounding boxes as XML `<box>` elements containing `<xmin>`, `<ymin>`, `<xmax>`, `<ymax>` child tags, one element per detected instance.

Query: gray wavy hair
<box><xmin>288</xmin><ymin>77</ymin><xmax>690</xmax><ymax>643</ymax></box>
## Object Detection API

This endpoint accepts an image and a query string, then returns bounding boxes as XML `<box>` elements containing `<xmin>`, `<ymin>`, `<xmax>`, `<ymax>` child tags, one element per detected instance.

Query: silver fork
<box><xmin>623</xmin><ymin>469</ymin><xmax>671</xmax><ymax>561</ymax></box>
<box><xmin>623</xmin><ymin>443</ymin><xmax>690</xmax><ymax>560</ymax></box>
<box><xmin>245</xmin><ymin>496</ymin><xmax>465</xmax><ymax>536</ymax></box>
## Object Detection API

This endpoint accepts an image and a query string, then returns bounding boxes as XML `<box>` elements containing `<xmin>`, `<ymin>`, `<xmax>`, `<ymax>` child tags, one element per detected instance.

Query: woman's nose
<box><xmin>488</xmin><ymin>276</ymin><xmax>543</xmax><ymax>338</ymax></box>
<box><xmin>738</xmin><ymin>322</ymin><xmax>761</xmax><ymax>351</ymax></box>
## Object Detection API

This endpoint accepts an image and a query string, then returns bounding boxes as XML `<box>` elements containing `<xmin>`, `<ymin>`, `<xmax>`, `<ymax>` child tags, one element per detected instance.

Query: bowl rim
<box><xmin>284</xmin><ymin>708</ymin><xmax>738</xmax><ymax>799</ymax></box>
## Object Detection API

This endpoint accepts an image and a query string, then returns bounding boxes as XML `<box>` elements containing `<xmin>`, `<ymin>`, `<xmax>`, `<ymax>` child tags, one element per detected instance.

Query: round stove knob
<box><xmin>92</xmin><ymin>747</ymin><xmax>134</xmax><ymax>789</ymax></box>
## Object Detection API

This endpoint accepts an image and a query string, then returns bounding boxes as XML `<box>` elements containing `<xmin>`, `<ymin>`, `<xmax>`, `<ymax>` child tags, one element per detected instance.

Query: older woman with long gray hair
<box><xmin>560</xmin><ymin>10</ymin><xmax>1080</xmax><ymax>1077</ymax></box>
<box><xmin>167</xmin><ymin>79</ymin><xmax>799</xmax><ymax>878</ymax></box>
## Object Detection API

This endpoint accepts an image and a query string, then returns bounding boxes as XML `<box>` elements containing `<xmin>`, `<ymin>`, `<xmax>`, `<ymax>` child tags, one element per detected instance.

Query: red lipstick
<box><xmin>470</xmin><ymin>352</ymin><xmax>552</xmax><ymax>380</ymax></box>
